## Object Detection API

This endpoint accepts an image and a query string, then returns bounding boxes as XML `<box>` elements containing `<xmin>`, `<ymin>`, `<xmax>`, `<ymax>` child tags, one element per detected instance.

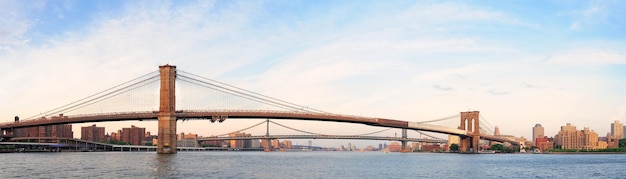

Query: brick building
<box><xmin>121</xmin><ymin>125</ymin><xmax>145</xmax><ymax>145</ymax></box>
<box><xmin>81</xmin><ymin>124</ymin><xmax>105</xmax><ymax>142</ymax></box>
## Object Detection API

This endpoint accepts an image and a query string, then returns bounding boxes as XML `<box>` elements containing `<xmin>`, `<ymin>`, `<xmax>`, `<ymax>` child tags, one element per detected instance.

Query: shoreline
<box><xmin>543</xmin><ymin>152</ymin><xmax>626</xmax><ymax>154</ymax></box>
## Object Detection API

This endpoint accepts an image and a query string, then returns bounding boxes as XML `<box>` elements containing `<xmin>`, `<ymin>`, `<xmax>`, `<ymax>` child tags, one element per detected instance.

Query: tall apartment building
<box><xmin>532</xmin><ymin>124</ymin><xmax>544</xmax><ymax>146</ymax></box>
<box><xmin>14</xmin><ymin>124</ymin><xmax>73</xmax><ymax>138</ymax></box>
<box><xmin>81</xmin><ymin>124</ymin><xmax>105</xmax><ymax>142</ymax></box>
<box><xmin>554</xmin><ymin>123</ymin><xmax>599</xmax><ymax>150</ymax></box>
<box><xmin>611</xmin><ymin>120</ymin><xmax>623</xmax><ymax>140</ymax></box>
<box><xmin>121</xmin><ymin>125</ymin><xmax>145</xmax><ymax>145</ymax></box>
<box><xmin>13</xmin><ymin>115</ymin><xmax>73</xmax><ymax>138</ymax></box>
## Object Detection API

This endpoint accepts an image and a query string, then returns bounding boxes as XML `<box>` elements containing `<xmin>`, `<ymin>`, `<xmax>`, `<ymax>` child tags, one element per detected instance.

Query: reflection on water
<box><xmin>1</xmin><ymin>152</ymin><xmax>626</xmax><ymax>178</ymax></box>
<box><xmin>154</xmin><ymin>154</ymin><xmax>177</xmax><ymax>178</ymax></box>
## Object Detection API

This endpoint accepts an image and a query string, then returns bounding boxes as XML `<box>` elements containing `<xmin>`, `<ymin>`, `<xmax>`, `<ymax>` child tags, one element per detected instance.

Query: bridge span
<box><xmin>197</xmin><ymin>134</ymin><xmax>447</xmax><ymax>143</ymax></box>
<box><xmin>0</xmin><ymin>110</ymin><xmax>470</xmax><ymax>136</ymax></box>
<box><xmin>0</xmin><ymin>65</ymin><xmax>521</xmax><ymax>153</ymax></box>
<box><xmin>0</xmin><ymin>110</ymin><xmax>518</xmax><ymax>145</ymax></box>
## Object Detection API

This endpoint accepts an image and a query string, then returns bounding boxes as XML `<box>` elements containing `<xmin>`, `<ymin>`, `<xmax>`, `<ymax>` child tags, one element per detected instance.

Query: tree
<box><xmin>449</xmin><ymin>144</ymin><xmax>459</xmax><ymax>151</ymax></box>
<box><xmin>489</xmin><ymin>143</ymin><xmax>505</xmax><ymax>151</ymax></box>
<box><xmin>619</xmin><ymin>138</ymin><xmax>626</xmax><ymax>148</ymax></box>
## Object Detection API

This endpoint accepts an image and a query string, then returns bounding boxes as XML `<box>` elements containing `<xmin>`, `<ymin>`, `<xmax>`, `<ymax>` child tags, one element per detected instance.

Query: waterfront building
<box><xmin>535</xmin><ymin>137</ymin><xmax>553</xmax><ymax>152</ymax></box>
<box><xmin>228</xmin><ymin>132</ymin><xmax>244</xmax><ymax>148</ymax></box>
<box><xmin>281</xmin><ymin>140</ymin><xmax>292</xmax><ymax>149</ymax></box>
<box><xmin>532</xmin><ymin>124</ymin><xmax>544</xmax><ymax>146</ymax></box>
<box><xmin>611</xmin><ymin>120</ymin><xmax>623</xmax><ymax>140</ymax></box>
<box><xmin>81</xmin><ymin>124</ymin><xmax>105</xmax><ymax>142</ymax></box>
<box><xmin>554</xmin><ymin>123</ymin><xmax>599</xmax><ymax>150</ymax></box>
<box><xmin>13</xmin><ymin>115</ymin><xmax>73</xmax><ymax>138</ymax></box>
<box><xmin>388</xmin><ymin>142</ymin><xmax>401</xmax><ymax>152</ymax></box>
<box><xmin>121</xmin><ymin>125</ymin><xmax>146</xmax><ymax>145</ymax></box>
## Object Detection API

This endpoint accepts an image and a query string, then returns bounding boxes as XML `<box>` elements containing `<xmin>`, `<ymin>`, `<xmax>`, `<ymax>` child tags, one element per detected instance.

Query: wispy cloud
<box><xmin>568</xmin><ymin>0</ymin><xmax>611</xmax><ymax>31</ymax></box>
<box><xmin>487</xmin><ymin>89</ymin><xmax>510</xmax><ymax>96</ymax></box>
<box><xmin>433</xmin><ymin>85</ymin><xmax>454</xmax><ymax>92</ymax></box>
<box><xmin>545</xmin><ymin>47</ymin><xmax>626</xmax><ymax>65</ymax></box>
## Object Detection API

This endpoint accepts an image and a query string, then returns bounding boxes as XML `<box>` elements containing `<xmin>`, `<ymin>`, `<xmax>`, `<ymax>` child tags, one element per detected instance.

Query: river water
<box><xmin>1</xmin><ymin>152</ymin><xmax>625</xmax><ymax>178</ymax></box>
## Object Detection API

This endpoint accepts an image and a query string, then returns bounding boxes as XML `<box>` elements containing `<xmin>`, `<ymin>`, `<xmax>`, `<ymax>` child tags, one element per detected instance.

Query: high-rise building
<box><xmin>281</xmin><ymin>140</ymin><xmax>292</xmax><ymax>149</ymax></box>
<box><xmin>81</xmin><ymin>124</ymin><xmax>105</xmax><ymax>142</ymax></box>
<box><xmin>532</xmin><ymin>124</ymin><xmax>544</xmax><ymax>146</ymax></box>
<box><xmin>554</xmin><ymin>123</ymin><xmax>599</xmax><ymax>150</ymax></box>
<box><xmin>121</xmin><ymin>125</ymin><xmax>145</xmax><ymax>145</ymax></box>
<box><xmin>611</xmin><ymin>120</ymin><xmax>623</xmax><ymax>140</ymax></box>
<box><xmin>494</xmin><ymin>126</ymin><xmax>500</xmax><ymax>136</ymax></box>
<box><xmin>13</xmin><ymin>115</ymin><xmax>73</xmax><ymax>138</ymax></box>
<box><xmin>14</xmin><ymin>124</ymin><xmax>73</xmax><ymax>138</ymax></box>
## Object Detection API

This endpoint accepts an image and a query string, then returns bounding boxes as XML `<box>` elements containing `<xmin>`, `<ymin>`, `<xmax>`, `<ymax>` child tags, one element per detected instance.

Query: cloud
<box><xmin>433</xmin><ymin>85</ymin><xmax>454</xmax><ymax>92</ymax></box>
<box><xmin>0</xmin><ymin>1</ymin><xmax>39</xmax><ymax>49</ymax></box>
<box><xmin>568</xmin><ymin>1</ymin><xmax>611</xmax><ymax>31</ymax></box>
<box><xmin>546</xmin><ymin>48</ymin><xmax>626</xmax><ymax>65</ymax></box>
<box><xmin>487</xmin><ymin>89</ymin><xmax>509</xmax><ymax>95</ymax></box>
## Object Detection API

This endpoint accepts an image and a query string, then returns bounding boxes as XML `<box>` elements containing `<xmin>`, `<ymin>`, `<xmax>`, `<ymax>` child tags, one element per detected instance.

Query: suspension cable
<box><xmin>178</xmin><ymin>74</ymin><xmax>312</xmax><ymax>113</ymax></box>
<box><xmin>178</xmin><ymin>70</ymin><xmax>328</xmax><ymax>113</ymax></box>
<box><xmin>270</xmin><ymin>121</ymin><xmax>324</xmax><ymax>135</ymax></box>
<box><xmin>354</xmin><ymin>128</ymin><xmax>393</xmax><ymax>136</ymax></box>
<box><xmin>62</xmin><ymin>77</ymin><xmax>160</xmax><ymax>114</ymax></box>
<box><xmin>417</xmin><ymin>114</ymin><xmax>459</xmax><ymax>123</ymax></box>
<box><xmin>24</xmin><ymin>71</ymin><xmax>159</xmax><ymax>119</ymax></box>
<box><xmin>177</xmin><ymin>77</ymin><xmax>298</xmax><ymax>112</ymax></box>
<box><xmin>212</xmin><ymin>120</ymin><xmax>268</xmax><ymax>137</ymax></box>
<box><xmin>35</xmin><ymin>74</ymin><xmax>160</xmax><ymax>118</ymax></box>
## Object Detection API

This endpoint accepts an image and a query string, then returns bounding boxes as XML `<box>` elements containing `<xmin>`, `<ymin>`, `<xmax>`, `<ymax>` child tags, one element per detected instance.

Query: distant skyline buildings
<box><xmin>611</xmin><ymin>121</ymin><xmax>623</xmax><ymax>140</ymax></box>
<box><xmin>532</xmin><ymin>124</ymin><xmax>544</xmax><ymax>146</ymax></box>
<box><xmin>81</xmin><ymin>124</ymin><xmax>105</xmax><ymax>142</ymax></box>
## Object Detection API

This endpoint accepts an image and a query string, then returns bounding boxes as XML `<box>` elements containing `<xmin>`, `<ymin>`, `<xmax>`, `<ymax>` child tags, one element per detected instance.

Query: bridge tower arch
<box><xmin>158</xmin><ymin>65</ymin><xmax>177</xmax><ymax>154</ymax></box>
<box><xmin>459</xmin><ymin>111</ymin><xmax>480</xmax><ymax>153</ymax></box>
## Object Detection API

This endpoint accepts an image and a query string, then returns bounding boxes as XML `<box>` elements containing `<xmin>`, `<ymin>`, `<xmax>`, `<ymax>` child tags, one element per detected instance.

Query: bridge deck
<box><xmin>0</xmin><ymin>110</ymin><xmax>518</xmax><ymax>145</ymax></box>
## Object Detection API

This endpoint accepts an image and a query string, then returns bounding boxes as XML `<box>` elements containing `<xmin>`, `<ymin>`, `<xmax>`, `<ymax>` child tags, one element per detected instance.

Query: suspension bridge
<box><xmin>0</xmin><ymin>65</ymin><xmax>519</xmax><ymax>154</ymax></box>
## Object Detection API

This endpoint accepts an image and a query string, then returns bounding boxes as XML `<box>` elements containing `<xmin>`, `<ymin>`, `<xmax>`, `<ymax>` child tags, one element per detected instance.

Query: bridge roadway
<box><xmin>197</xmin><ymin>135</ymin><xmax>447</xmax><ymax>143</ymax></box>
<box><xmin>0</xmin><ymin>110</ymin><xmax>519</xmax><ymax>145</ymax></box>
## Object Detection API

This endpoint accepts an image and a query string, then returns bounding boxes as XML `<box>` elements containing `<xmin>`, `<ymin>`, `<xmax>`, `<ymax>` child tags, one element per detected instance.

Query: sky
<box><xmin>1</xmin><ymin>0</ymin><xmax>626</xmax><ymax>148</ymax></box>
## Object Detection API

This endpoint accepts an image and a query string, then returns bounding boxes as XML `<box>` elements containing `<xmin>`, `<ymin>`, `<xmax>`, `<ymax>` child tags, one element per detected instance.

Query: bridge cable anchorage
<box><xmin>211</xmin><ymin>120</ymin><xmax>268</xmax><ymax>137</ymax></box>
<box><xmin>24</xmin><ymin>72</ymin><xmax>160</xmax><ymax>120</ymax></box>
<box><xmin>177</xmin><ymin>70</ymin><xmax>329</xmax><ymax>113</ymax></box>
<box><xmin>177</xmin><ymin>74</ymin><xmax>319</xmax><ymax>113</ymax></box>
<box><xmin>177</xmin><ymin>77</ymin><xmax>301</xmax><ymax>112</ymax></box>
<box><xmin>23</xmin><ymin>71</ymin><xmax>159</xmax><ymax>120</ymax></box>
<box><xmin>416</xmin><ymin>114</ymin><xmax>459</xmax><ymax>124</ymax></box>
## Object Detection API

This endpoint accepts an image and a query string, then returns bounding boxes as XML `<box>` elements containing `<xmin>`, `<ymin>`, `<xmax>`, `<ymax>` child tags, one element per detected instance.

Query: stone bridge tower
<box><xmin>459</xmin><ymin>111</ymin><xmax>480</xmax><ymax>153</ymax></box>
<box><xmin>158</xmin><ymin>65</ymin><xmax>177</xmax><ymax>154</ymax></box>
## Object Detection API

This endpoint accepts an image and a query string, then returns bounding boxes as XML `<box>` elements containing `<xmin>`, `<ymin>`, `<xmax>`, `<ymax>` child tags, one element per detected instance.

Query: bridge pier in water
<box><xmin>459</xmin><ymin>111</ymin><xmax>480</xmax><ymax>153</ymax></box>
<box><xmin>157</xmin><ymin>65</ymin><xmax>177</xmax><ymax>154</ymax></box>
<box><xmin>264</xmin><ymin>119</ymin><xmax>272</xmax><ymax>152</ymax></box>
<box><xmin>400</xmin><ymin>129</ymin><xmax>410</xmax><ymax>153</ymax></box>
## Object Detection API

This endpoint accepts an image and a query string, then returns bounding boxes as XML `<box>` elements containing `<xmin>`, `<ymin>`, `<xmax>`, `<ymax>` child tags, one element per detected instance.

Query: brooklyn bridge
<box><xmin>0</xmin><ymin>65</ymin><xmax>519</xmax><ymax>154</ymax></box>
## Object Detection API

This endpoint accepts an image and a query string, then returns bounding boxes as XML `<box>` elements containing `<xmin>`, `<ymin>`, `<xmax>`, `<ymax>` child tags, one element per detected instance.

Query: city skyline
<box><xmin>1</xmin><ymin>1</ymin><xmax>626</xmax><ymax>147</ymax></box>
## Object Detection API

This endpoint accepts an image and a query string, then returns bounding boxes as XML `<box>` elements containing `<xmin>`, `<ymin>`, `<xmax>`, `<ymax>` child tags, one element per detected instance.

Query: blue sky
<box><xmin>1</xmin><ymin>0</ymin><xmax>626</xmax><ymax>147</ymax></box>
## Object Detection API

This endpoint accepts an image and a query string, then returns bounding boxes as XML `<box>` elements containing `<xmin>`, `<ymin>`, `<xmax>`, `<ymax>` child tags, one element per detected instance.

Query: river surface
<box><xmin>1</xmin><ymin>152</ymin><xmax>625</xmax><ymax>178</ymax></box>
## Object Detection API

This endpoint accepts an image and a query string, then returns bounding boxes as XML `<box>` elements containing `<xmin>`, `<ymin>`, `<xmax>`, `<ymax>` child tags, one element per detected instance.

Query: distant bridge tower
<box><xmin>459</xmin><ymin>111</ymin><xmax>480</xmax><ymax>153</ymax></box>
<box><xmin>158</xmin><ymin>65</ymin><xmax>177</xmax><ymax>154</ymax></box>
